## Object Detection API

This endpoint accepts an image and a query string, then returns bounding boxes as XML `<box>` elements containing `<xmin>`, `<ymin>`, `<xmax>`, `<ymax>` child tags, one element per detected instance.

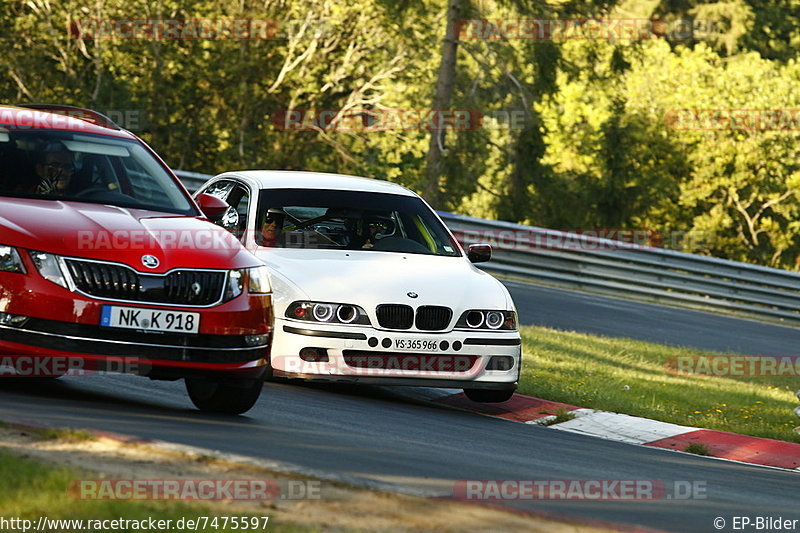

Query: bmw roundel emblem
<box><xmin>141</xmin><ymin>255</ymin><xmax>160</xmax><ymax>269</ymax></box>
<box><xmin>407</xmin><ymin>291</ymin><xmax>418</xmax><ymax>298</ymax></box>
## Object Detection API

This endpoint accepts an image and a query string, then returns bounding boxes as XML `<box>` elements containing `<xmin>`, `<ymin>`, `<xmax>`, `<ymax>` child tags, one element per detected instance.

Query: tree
<box><xmin>422</xmin><ymin>0</ymin><xmax>462</xmax><ymax>209</ymax></box>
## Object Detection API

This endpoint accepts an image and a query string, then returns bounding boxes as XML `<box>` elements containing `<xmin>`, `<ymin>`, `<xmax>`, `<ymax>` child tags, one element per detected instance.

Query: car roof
<box><xmin>0</xmin><ymin>105</ymin><xmax>137</xmax><ymax>139</ymax></box>
<box><xmin>219</xmin><ymin>170</ymin><xmax>419</xmax><ymax>197</ymax></box>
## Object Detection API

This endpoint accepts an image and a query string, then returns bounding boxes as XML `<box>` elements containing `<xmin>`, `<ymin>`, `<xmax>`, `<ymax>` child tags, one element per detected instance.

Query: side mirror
<box><xmin>467</xmin><ymin>243</ymin><xmax>492</xmax><ymax>263</ymax></box>
<box><xmin>196</xmin><ymin>193</ymin><xmax>230</xmax><ymax>221</ymax></box>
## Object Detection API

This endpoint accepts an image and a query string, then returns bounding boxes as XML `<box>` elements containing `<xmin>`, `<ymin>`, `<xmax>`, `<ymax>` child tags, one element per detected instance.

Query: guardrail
<box><xmin>794</xmin><ymin>391</ymin><xmax>800</xmax><ymax>434</ymax></box>
<box><xmin>175</xmin><ymin>170</ymin><xmax>800</xmax><ymax>326</ymax></box>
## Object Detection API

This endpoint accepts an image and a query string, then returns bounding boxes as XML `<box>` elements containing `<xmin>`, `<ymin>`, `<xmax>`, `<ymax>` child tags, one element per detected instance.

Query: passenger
<box><xmin>0</xmin><ymin>147</ymin><xmax>39</xmax><ymax>194</ymax></box>
<box><xmin>361</xmin><ymin>217</ymin><xmax>392</xmax><ymax>249</ymax></box>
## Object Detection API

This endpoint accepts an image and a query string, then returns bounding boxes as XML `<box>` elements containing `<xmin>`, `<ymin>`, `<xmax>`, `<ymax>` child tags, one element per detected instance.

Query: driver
<box><xmin>260</xmin><ymin>210</ymin><xmax>285</xmax><ymax>247</ymax></box>
<box><xmin>35</xmin><ymin>148</ymin><xmax>75</xmax><ymax>195</ymax></box>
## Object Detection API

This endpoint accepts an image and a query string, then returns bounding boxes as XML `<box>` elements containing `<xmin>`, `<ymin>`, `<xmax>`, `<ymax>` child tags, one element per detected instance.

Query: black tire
<box><xmin>464</xmin><ymin>387</ymin><xmax>515</xmax><ymax>403</ymax></box>
<box><xmin>185</xmin><ymin>377</ymin><xmax>263</xmax><ymax>414</ymax></box>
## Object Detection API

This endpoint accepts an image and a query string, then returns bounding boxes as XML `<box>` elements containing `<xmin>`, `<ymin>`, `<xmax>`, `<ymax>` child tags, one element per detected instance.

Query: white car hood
<box><xmin>255</xmin><ymin>249</ymin><xmax>512</xmax><ymax>313</ymax></box>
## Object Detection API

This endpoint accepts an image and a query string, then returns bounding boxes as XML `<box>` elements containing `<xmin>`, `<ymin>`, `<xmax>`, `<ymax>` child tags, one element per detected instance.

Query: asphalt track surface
<box><xmin>1</xmin><ymin>281</ymin><xmax>799</xmax><ymax>532</ymax></box>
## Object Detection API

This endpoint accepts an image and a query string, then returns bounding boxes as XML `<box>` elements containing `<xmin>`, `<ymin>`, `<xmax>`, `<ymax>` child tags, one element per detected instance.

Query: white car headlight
<box><xmin>485</xmin><ymin>311</ymin><xmax>505</xmax><ymax>329</ymax></box>
<box><xmin>286</xmin><ymin>301</ymin><xmax>371</xmax><ymax>326</ymax></box>
<box><xmin>312</xmin><ymin>303</ymin><xmax>335</xmax><ymax>322</ymax></box>
<box><xmin>0</xmin><ymin>245</ymin><xmax>25</xmax><ymax>273</ymax></box>
<box><xmin>247</xmin><ymin>265</ymin><xmax>272</xmax><ymax>294</ymax></box>
<box><xmin>457</xmin><ymin>310</ymin><xmax>517</xmax><ymax>331</ymax></box>
<box><xmin>29</xmin><ymin>251</ymin><xmax>68</xmax><ymax>288</ymax></box>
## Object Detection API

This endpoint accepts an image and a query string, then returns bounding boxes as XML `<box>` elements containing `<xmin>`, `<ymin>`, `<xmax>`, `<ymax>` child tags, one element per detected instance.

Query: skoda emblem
<box><xmin>407</xmin><ymin>291</ymin><xmax>418</xmax><ymax>299</ymax></box>
<box><xmin>141</xmin><ymin>255</ymin><xmax>160</xmax><ymax>269</ymax></box>
<box><xmin>191</xmin><ymin>282</ymin><xmax>202</xmax><ymax>295</ymax></box>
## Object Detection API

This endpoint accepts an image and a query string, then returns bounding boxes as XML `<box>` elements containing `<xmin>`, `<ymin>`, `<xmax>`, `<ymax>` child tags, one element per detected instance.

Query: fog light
<box><xmin>486</xmin><ymin>356</ymin><xmax>514</xmax><ymax>371</ymax></box>
<box><xmin>244</xmin><ymin>334</ymin><xmax>269</xmax><ymax>346</ymax></box>
<box><xmin>299</xmin><ymin>348</ymin><xmax>329</xmax><ymax>362</ymax></box>
<box><xmin>0</xmin><ymin>313</ymin><xmax>28</xmax><ymax>327</ymax></box>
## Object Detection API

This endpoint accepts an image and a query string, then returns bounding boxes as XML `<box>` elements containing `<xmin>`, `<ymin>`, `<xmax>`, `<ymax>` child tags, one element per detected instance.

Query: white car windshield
<box><xmin>0</xmin><ymin>129</ymin><xmax>196</xmax><ymax>214</ymax></box>
<box><xmin>257</xmin><ymin>188</ymin><xmax>461</xmax><ymax>256</ymax></box>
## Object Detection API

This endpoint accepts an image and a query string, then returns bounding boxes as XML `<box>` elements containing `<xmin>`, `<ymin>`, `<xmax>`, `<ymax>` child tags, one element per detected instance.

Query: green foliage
<box><xmin>2</xmin><ymin>0</ymin><xmax>800</xmax><ymax>268</ymax></box>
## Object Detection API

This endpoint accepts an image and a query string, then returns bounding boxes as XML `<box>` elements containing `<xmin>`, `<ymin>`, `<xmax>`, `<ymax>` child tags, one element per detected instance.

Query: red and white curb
<box><xmin>434</xmin><ymin>392</ymin><xmax>800</xmax><ymax>471</ymax></box>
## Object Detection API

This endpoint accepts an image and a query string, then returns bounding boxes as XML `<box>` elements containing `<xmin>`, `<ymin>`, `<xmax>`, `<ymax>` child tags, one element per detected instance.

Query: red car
<box><xmin>0</xmin><ymin>104</ymin><xmax>272</xmax><ymax>414</ymax></box>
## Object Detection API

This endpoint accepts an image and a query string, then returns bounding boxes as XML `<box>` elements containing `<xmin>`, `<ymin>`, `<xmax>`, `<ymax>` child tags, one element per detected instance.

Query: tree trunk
<box><xmin>422</xmin><ymin>0</ymin><xmax>462</xmax><ymax>209</ymax></box>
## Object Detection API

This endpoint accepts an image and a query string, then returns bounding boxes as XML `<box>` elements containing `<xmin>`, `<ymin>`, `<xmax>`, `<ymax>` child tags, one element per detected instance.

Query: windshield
<box><xmin>0</xmin><ymin>129</ymin><xmax>196</xmax><ymax>214</ymax></box>
<box><xmin>257</xmin><ymin>188</ymin><xmax>461</xmax><ymax>257</ymax></box>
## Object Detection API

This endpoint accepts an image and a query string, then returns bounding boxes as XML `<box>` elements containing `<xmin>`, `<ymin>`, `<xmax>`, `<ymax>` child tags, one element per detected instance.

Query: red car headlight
<box><xmin>29</xmin><ymin>251</ymin><xmax>69</xmax><ymax>288</ymax></box>
<box><xmin>0</xmin><ymin>245</ymin><xmax>25</xmax><ymax>274</ymax></box>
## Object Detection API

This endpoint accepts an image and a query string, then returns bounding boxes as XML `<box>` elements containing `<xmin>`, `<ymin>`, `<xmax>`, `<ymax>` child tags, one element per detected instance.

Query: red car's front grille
<box><xmin>64</xmin><ymin>259</ymin><xmax>225</xmax><ymax>306</ymax></box>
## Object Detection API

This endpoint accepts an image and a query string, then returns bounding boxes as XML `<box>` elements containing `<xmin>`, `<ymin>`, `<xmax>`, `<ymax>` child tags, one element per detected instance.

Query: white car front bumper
<box><xmin>269</xmin><ymin>318</ymin><xmax>521</xmax><ymax>389</ymax></box>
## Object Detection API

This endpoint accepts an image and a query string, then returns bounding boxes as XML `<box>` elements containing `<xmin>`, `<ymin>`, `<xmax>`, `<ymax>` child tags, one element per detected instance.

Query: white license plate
<box><xmin>392</xmin><ymin>338</ymin><xmax>440</xmax><ymax>352</ymax></box>
<box><xmin>101</xmin><ymin>306</ymin><xmax>200</xmax><ymax>334</ymax></box>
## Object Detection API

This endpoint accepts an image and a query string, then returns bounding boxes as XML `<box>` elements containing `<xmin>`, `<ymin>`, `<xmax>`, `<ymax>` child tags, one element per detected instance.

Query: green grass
<box><xmin>684</xmin><ymin>443</ymin><xmax>712</xmax><ymax>456</ymax></box>
<box><xmin>34</xmin><ymin>427</ymin><xmax>95</xmax><ymax>442</ymax></box>
<box><xmin>0</xmin><ymin>451</ymin><xmax>317</xmax><ymax>533</ymax></box>
<box><xmin>518</xmin><ymin>325</ymin><xmax>800</xmax><ymax>443</ymax></box>
<box><xmin>538</xmin><ymin>408</ymin><xmax>576</xmax><ymax>426</ymax></box>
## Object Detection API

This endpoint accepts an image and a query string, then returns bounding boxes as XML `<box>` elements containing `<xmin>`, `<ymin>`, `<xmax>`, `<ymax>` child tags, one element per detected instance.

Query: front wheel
<box><xmin>185</xmin><ymin>377</ymin><xmax>263</xmax><ymax>414</ymax></box>
<box><xmin>464</xmin><ymin>387</ymin><xmax>515</xmax><ymax>403</ymax></box>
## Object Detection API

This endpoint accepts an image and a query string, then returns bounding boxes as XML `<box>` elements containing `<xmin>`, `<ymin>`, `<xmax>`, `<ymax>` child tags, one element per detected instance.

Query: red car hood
<box><xmin>0</xmin><ymin>198</ymin><xmax>259</xmax><ymax>272</ymax></box>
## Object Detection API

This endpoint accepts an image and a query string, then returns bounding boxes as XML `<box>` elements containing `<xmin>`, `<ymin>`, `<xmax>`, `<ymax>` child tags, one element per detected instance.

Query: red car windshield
<box><xmin>0</xmin><ymin>129</ymin><xmax>195</xmax><ymax>215</ymax></box>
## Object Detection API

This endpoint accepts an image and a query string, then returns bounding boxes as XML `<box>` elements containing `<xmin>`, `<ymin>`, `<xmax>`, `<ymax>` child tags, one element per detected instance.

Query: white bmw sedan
<box><xmin>196</xmin><ymin>171</ymin><xmax>521</xmax><ymax>402</ymax></box>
